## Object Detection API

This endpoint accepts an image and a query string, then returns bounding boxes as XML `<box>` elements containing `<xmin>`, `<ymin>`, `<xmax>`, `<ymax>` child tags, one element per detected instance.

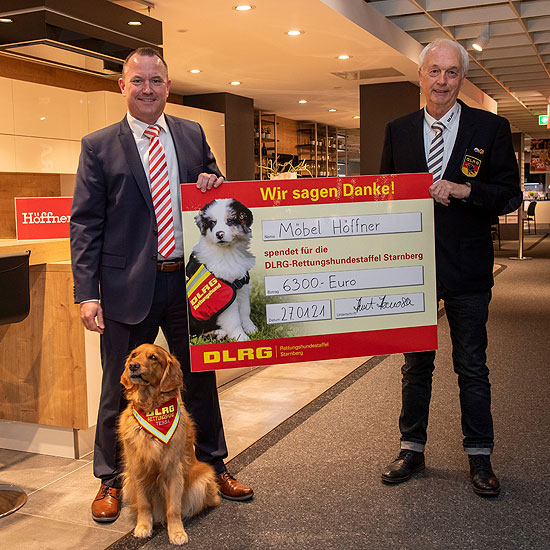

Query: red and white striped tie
<box><xmin>144</xmin><ymin>124</ymin><xmax>176</xmax><ymax>258</ymax></box>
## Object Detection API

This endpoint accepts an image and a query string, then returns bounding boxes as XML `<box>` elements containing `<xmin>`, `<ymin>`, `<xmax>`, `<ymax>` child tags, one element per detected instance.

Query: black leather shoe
<box><xmin>381</xmin><ymin>449</ymin><xmax>425</xmax><ymax>484</ymax></box>
<box><xmin>469</xmin><ymin>455</ymin><xmax>500</xmax><ymax>496</ymax></box>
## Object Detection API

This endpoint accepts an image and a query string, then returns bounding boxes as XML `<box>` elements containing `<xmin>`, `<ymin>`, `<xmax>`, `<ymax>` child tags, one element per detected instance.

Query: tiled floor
<box><xmin>4</xmin><ymin>234</ymin><xmax>543</xmax><ymax>549</ymax></box>
<box><xmin>0</xmin><ymin>356</ymin><xmax>369</xmax><ymax>550</ymax></box>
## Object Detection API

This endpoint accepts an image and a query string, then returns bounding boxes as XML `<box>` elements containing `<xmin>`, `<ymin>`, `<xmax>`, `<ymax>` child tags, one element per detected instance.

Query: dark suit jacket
<box><xmin>70</xmin><ymin>115</ymin><xmax>222</xmax><ymax>324</ymax></box>
<box><xmin>380</xmin><ymin>100</ymin><xmax>521</xmax><ymax>293</ymax></box>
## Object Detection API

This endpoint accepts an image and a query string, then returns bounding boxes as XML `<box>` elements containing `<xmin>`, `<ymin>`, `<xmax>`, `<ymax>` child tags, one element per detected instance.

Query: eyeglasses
<box><xmin>424</xmin><ymin>68</ymin><xmax>461</xmax><ymax>80</ymax></box>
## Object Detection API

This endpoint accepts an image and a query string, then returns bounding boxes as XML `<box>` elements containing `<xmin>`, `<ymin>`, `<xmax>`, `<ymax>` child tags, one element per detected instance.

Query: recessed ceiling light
<box><xmin>287</xmin><ymin>30</ymin><xmax>304</xmax><ymax>36</ymax></box>
<box><xmin>40</xmin><ymin>116</ymin><xmax>46</xmax><ymax>121</ymax></box>
<box><xmin>298</xmin><ymin>99</ymin><xmax>308</xmax><ymax>104</ymax></box>
<box><xmin>328</xmin><ymin>109</ymin><xmax>337</xmax><ymax>112</ymax></box>
<box><xmin>233</xmin><ymin>4</ymin><xmax>255</xmax><ymax>11</ymax></box>
<box><xmin>128</xmin><ymin>21</ymin><xmax>142</xmax><ymax>26</ymax></box>
<box><xmin>0</xmin><ymin>18</ymin><xmax>13</xmax><ymax>23</ymax></box>
<box><xmin>230</xmin><ymin>81</ymin><xmax>241</xmax><ymax>85</ymax></box>
<box><xmin>189</xmin><ymin>69</ymin><xmax>201</xmax><ymax>73</ymax></box>
<box><xmin>353</xmin><ymin>115</ymin><xmax>360</xmax><ymax>119</ymax></box>
<box><xmin>337</xmin><ymin>55</ymin><xmax>351</xmax><ymax>60</ymax></box>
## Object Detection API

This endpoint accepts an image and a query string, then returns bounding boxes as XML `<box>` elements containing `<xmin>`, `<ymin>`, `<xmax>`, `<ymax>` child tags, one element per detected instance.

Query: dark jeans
<box><xmin>399</xmin><ymin>288</ymin><xmax>494</xmax><ymax>454</ymax></box>
<box><xmin>94</xmin><ymin>268</ymin><xmax>228</xmax><ymax>488</ymax></box>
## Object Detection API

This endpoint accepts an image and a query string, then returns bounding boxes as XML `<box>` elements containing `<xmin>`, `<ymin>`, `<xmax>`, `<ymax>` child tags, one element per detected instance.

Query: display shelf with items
<box><xmin>254</xmin><ymin>111</ymin><xmax>278</xmax><ymax>180</ymax></box>
<box><xmin>316</xmin><ymin>123</ymin><xmax>329</xmax><ymax>177</ymax></box>
<box><xmin>296</xmin><ymin>121</ymin><xmax>318</xmax><ymax>177</ymax></box>
<box><xmin>297</xmin><ymin>122</ymin><xmax>343</xmax><ymax>177</ymax></box>
<box><xmin>336</xmin><ymin>131</ymin><xmax>348</xmax><ymax>176</ymax></box>
<box><xmin>326</xmin><ymin>125</ymin><xmax>338</xmax><ymax>177</ymax></box>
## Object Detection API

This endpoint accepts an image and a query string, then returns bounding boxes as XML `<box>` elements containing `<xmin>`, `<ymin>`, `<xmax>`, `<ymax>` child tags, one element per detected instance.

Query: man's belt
<box><xmin>157</xmin><ymin>260</ymin><xmax>184</xmax><ymax>272</ymax></box>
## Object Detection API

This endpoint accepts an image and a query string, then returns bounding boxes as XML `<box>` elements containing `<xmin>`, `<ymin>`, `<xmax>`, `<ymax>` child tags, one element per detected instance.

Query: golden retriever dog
<box><xmin>118</xmin><ymin>343</ymin><xmax>220</xmax><ymax>545</ymax></box>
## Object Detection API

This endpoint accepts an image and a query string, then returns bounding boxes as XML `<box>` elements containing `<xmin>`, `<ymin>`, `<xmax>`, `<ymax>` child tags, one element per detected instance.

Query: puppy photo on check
<box><xmin>118</xmin><ymin>344</ymin><xmax>221</xmax><ymax>545</ymax></box>
<box><xmin>186</xmin><ymin>198</ymin><xmax>257</xmax><ymax>342</ymax></box>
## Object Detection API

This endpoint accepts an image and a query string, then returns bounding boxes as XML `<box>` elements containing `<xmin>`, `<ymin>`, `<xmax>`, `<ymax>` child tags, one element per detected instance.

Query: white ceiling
<box><xmin>369</xmin><ymin>0</ymin><xmax>550</xmax><ymax>139</ymax></box>
<box><xmin>114</xmin><ymin>0</ymin><xmax>550</xmax><ymax>138</ymax></box>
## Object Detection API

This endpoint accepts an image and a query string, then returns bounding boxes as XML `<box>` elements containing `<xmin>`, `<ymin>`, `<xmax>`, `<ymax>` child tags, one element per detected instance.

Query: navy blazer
<box><xmin>380</xmin><ymin>100</ymin><xmax>521</xmax><ymax>292</ymax></box>
<box><xmin>70</xmin><ymin>115</ymin><xmax>222</xmax><ymax>324</ymax></box>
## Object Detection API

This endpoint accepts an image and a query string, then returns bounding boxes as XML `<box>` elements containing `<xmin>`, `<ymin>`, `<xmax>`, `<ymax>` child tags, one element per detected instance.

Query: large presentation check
<box><xmin>181</xmin><ymin>174</ymin><xmax>437</xmax><ymax>371</ymax></box>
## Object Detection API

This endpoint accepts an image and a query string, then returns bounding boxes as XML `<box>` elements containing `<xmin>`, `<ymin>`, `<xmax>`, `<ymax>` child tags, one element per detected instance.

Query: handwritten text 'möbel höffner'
<box><xmin>261</xmin><ymin>212</ymin><xmax>422</xmax><ymax>241</ymax></box>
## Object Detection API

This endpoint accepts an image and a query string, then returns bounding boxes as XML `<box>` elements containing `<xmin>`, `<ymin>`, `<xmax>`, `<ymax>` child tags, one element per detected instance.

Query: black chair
<box><xmin>0</xmin><ymin>251</ymin><xmax>31</xmax><ymax>519</ymax></box>
<box><xmin>524</xmin><ymin>201</ymin><xmax>537</xmax><ymax>235</ymax></box>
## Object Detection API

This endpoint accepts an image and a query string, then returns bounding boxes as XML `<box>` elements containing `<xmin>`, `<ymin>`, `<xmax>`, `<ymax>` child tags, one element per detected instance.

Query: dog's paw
<box><xmin>242</xmin><ymin>321</ymin><xmax>257</xmax><ymax>335</ymax></box>
<box><xmin>168</xmin><ymin>528</ymin><xmax>189</xmax><ymax>545</ymax></box>
<box><xmin>134</xmin><ymin>523</ymin><xmax>153</xmax><ymax>539</ymax></box>
<box><xmin>214</xmin><ymin>329</ymin><xmax>227</xmax><ymax>340</ymax></box>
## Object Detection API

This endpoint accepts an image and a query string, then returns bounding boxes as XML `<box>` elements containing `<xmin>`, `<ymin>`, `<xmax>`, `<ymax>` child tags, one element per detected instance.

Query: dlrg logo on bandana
<box><xmin>133</xmin><ymin>396</ymin><xmax>180</xmax><ymax>444</ymax></box>
<box><xmin>146</xmin><ymin>403</ymin><xmax>175</xmax><ymax>417</ymax></box>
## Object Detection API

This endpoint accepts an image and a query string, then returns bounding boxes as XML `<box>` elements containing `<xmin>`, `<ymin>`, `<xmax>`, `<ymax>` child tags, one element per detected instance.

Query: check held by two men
<box><xmin>181</xmin><ymin>174</ymin><xmax>438</xmax><ymax>372</ymax></box>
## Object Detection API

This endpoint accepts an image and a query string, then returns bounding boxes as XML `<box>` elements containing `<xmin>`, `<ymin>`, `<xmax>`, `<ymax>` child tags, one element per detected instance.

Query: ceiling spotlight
<box><xmin>0</xmin><ymin>17</ymin><xmax>13</xmax><ymax>23</ymax></box>
<box><xmin>189</xmin><ymin>69</ymin><xmax>201</xmax><ymax>73</ymax></box>
<box><xmin>230</xmin><ymin>81</ymin><xmax>241</xmax><ymax>85</ymax></box>
<box><xmin>287</xmin><ymin>30</ymin><xmax>304</xmax><ymax>36</ymax></box>
<box><xmin>233</xmin><ymin>4</ymin><xmax>255</xmax><ymax>11</ymax></box>
<box><xmin>353</xmin><ymin>115</ymin><xmax>360</xmax><ymax>119</ymax></box>
<box><xmin>337</xmin><ymin>55</ymin><xmax>351</xmax><ymax>60</ymax></box>
<box><xmin>472</xmin><ymin>23</ymin><xmax>489</xmax><ymax>52</ymax></box>
<box><xmin>298</xmin><ymin>99</ymin><xmax>308</xmax><ymax>104</ymax></box>
<box><xmin>328</xmin><ymin>109</ymin><xmax>337</xmax><ymax>112</ymax></box>
<box><xmin>128</xmin><ymin>21</ymin><xmax>142</xmax><ymax>26</ymax></box>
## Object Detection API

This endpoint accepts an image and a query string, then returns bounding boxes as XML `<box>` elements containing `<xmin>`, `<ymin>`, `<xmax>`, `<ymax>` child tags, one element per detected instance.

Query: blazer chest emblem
<box><xmin>461</xmin><ymin>149</ymin><xmax>483</xmax><ymax>177</ymax></box>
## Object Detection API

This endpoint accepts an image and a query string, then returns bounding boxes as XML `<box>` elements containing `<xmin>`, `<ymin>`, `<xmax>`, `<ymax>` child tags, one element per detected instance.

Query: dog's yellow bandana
<box><xmin>132</xmin><ymin>396</ymin><xmax>180</xmax><ymax>444</ymax></box>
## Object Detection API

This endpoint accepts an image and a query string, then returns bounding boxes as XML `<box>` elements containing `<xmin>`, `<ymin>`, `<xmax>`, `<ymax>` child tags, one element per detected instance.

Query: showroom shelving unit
<box><xmin>254</xmin><ymin>111</ymin><xmax>278</xmax><ymax>180</ymax></box>
<box><xmin>297</xmin><ymin>122</ymin><xmax>342</xmax><ymax>177</ymax></box>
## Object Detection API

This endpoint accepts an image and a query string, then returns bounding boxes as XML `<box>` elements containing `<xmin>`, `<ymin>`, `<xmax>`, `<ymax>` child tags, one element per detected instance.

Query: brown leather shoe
<box><xmin>91</xmin><ymin>484</ymin><xmax>122</xmax><ymax>522</ymax></box>
<box><xmin>216</xmin><ymin>471</ymin><xmax>253</xmax><ymax>501</ymax></box>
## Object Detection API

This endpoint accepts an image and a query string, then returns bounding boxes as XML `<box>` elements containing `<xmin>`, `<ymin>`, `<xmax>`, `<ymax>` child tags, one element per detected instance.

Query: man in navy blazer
<box><xmin>379</xmin><ymin>39</ymin><xmax>521</xmax><ymax>496</ymax></box>
<box><xmin>71</xmin><ymin>48</ymin><xmax>253</xmax><ymax>523</ymax></box>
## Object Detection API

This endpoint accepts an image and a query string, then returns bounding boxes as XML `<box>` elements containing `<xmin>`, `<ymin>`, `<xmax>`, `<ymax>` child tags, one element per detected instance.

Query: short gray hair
<box><xmin>419</xmin><ymin>39</ymin><xmax>469</xmax><ymax>77</ymax></box>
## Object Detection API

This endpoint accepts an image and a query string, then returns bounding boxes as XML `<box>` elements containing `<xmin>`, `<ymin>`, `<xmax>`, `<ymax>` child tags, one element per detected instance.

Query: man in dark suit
<box><xmin>379</xmin><ymin>39</ymin><xmax>521</xmax><ymax>496</ymax></box>
<box><xmin>71</xmin><ymin>48</ymin><xmax>253</xmax><ymax>523</ymax></box>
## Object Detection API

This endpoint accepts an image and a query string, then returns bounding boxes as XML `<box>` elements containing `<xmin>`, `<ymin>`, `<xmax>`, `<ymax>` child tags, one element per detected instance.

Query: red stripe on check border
<box><xmin>181</xmin><ymin>174</ymin><xmax>433</xmax><ymax>211</ymax></box>
<box><xmin>190</xmin><ymin>325</ymin><xmax>438</xmax><ymax>372</ymax></box>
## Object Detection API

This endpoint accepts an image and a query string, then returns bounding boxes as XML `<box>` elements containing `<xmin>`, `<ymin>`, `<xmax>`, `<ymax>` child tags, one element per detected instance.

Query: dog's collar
<box><xmin>187</xmin><ymin>253</ymin><xmax>249</xmax><ymax>289</ymax></box>
<box><xmin>132</xmin><ymin>396</ymin><xmax>180</xmax><ymax>445</ymax></box>
<box><xmin>232</xmin><ymin>272</ymin><xmax>250</xmax><ymax>289</ymax></box>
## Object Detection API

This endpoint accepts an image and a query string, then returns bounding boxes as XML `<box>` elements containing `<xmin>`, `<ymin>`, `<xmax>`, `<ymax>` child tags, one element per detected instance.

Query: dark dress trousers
<box><xmin>380</xmin><ymin>100</ymin><xmax>521</xmax><ymax>451</ymax></box>
<box><xmin>70</xmin><ymin>115</ymin><xmax>227</xmax><ymax>485</ymax></box>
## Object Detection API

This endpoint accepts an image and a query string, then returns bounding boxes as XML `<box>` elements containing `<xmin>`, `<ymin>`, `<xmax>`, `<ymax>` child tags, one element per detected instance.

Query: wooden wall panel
<box><xmin>0</xmin><ymin>172</ymin><xmax>61</xmax><ymax>239</ymax></box>
<box><xmin>0</xmin><ymin>52</ymin><xmax>185</xmax><ymax>103</ymax></box>
<box><xmin>277</xmin><ymin>116</ymin><xmax>298</xmax><ymax>156</ymax></box>
<box><xmin>0</xmin><ymin>52</ymin><xmax>121</xmax><ymax>93</ymax></box>
<box><xmin>0</xmin><ymin>264</ymin><xmax>88</xmax><ymax>429</ymax></box>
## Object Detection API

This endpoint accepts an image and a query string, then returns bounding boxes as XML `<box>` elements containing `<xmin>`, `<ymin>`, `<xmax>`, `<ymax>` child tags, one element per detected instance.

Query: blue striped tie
<box><xmin>427</xmin><ymin>121</ymin><xmax>445</xmax><ymax>183</ymax></box>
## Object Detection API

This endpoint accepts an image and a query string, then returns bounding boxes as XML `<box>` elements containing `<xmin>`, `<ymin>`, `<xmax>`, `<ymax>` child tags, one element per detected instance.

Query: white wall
<box><xmin>0</xmin><ymin>76</ymin><xmax>226</xmax><ymax>177</ymax></box>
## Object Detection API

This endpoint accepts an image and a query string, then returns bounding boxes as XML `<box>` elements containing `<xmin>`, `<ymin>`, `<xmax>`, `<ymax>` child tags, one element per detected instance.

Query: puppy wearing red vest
<box><xmin>187</xmin><ymin>198</ymin><xmax>256</xmax><ymax>342</ymax></box>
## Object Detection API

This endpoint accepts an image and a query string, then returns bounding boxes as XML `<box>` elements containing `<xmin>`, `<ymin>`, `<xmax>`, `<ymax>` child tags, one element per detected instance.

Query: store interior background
<box><xmin>1</xmin><ymin>0</ymin><xmax>550</xmax><ymax>547</ymax></box>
